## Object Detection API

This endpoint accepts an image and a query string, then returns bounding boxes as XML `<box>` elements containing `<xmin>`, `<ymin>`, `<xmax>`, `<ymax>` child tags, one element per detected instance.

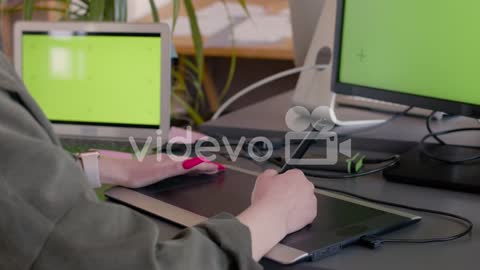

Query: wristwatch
<box><xmin>76</xmin><ymin>151</ymin><xmax>101</xmax><ymax>188</ymax></box>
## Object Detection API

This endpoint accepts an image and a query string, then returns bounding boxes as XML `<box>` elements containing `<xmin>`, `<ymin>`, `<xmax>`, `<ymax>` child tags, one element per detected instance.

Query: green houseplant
<box><xmin>1</xmin><ymin>0</ymin><xmax>248</xmax><ymax>126</ymax></box>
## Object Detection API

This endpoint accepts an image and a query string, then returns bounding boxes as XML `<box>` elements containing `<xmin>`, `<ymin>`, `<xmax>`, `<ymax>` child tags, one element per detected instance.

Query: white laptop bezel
<box><xmin>13</xmin><ymin>21</ymin><xmax>171</xmax><ymax>143</ymax></box>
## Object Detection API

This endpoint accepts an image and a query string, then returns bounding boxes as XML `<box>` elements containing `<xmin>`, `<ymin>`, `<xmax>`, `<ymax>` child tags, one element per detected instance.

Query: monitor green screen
<box><xmin>22</xmin><ymin>32</ymin><xmax>161</xmax><ymax>127</ymax></box>
<box><xmin>339</xmin><ymin>0</ymin><xmax>480</xmax><ymax>107</ymax></box>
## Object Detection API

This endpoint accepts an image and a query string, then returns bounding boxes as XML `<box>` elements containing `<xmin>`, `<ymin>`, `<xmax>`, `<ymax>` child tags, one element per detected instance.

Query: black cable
<box><xmin>302</xmin><ymin>157</ymin><xmax>399</xmax><ymax>179</ymax></box>
<box><xmin>314</xmin><ymin>185</ymin><xmax>473</xmax><ymax>246</ymax></box>
<box><xmin>268</xmin><ymin>155</ymin><xmax>400</xmax><ymax>179</ymax></box>
<box><xmin>363</xmin><ymin>154</ymin><xmax>399</xmax><ymax>164</ymax></box>
<box><xmin>426</xmin><ymin>111</ymin><xmax>446</xmax><ymax>145</ymax></box>
<box><xmin>339</xmin><ymin>106</ymin><xmax>414</xmax><ymax>137</ymax></box>
<box><xmin>276</xmin><ymin>154</ymin><xmax>399</xmax><ymax>167</ymax></box>
<box><xmin>420</xmin><ymin>127</ymin><xmax>480</xmax><ymax>164</ymax></box>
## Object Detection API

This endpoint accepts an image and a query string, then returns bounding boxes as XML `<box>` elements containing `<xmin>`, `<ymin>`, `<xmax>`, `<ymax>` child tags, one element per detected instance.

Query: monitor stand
<box><xmin>320</xmin><ymin>94</ymin><xmax>388</xmax><ymax>127</ymax></box>
<box><xmin>384</xmin><ymin>144</ymin><xmax>480</xmax><ymax>194</ymax></box>
<box><xmin>292</xmin><ymin>0</ymin><xmax>389</xmax><ymax>128</ymax></box>
<box><xmin>292</xmin><ymin>91</ymin><xmax>390</xmax><ymax>129</ymax></box>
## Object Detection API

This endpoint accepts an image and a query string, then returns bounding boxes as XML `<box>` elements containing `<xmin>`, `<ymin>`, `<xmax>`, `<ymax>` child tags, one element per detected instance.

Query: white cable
<box><xmin>211</xmin><ymin>64</ymin><xmax>328</xmax><ymax>120</ymax></box>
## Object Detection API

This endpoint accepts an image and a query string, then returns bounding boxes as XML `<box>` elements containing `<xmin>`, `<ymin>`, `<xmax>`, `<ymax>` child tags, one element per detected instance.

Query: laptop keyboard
<box><xmin>61</xmin><ymin>138</ymin><xmax>136</xmax><ymax>154</ymax></box>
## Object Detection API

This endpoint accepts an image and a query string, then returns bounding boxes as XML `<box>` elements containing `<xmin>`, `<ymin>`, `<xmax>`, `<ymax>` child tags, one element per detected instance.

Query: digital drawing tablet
<box><xmin>106</xmin><ymin>166</ymin><xmax>421</xmax><ymax>264</ymax></box>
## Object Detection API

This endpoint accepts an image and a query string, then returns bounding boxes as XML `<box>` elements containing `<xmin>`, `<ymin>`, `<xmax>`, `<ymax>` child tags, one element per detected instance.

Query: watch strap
<box><xmin>78</xmin><ymin>152</ymin><xmax>101</xmax><ymax>188</ymax></box>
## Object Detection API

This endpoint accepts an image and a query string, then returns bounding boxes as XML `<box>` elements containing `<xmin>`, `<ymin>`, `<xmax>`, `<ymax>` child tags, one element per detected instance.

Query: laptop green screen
<box><xmin>339</xmin><ymin>0</ymin><xmax>480</xmax><ymax>106</ymax></box>
<box><xmin>22</xmin><ymin>32</ymin><xmax>162</xmax><ymax>127</ymax></box>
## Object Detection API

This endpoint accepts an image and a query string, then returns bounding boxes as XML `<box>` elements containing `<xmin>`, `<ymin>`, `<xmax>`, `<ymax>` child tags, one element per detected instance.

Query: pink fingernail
<box><xmin>215</xmin><ymin>163</ymin><xmax>225</xmax><ymax>171</ymax></box>
<box><xmin>182</xmin><ymin>157</ymin><xmax>206</xmax><ymax>170</ymax></box>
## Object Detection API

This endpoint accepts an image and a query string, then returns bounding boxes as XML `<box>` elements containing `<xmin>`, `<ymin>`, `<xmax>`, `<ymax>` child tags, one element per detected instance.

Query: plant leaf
<box><xmin>183</xmin><ymin>0</ymin><xmax>204</xmax><ymax>83</ymax></box>
<box><xmin>172</xmin><ymin>70</ymin><xmax>188</xmax><ymax>92</ymax></box>
<box><xmin>172</xmin><ymin>0</ymin><xmax>181</xmax><ymax>33</ymax></box>
<box><xmin>87</xmin><ymin>0</ymin><xmax>105</xmax><ymax>21</ymax></box>
<box><xmin>63</xmin><ymin>0</ymin><xmax>72</xmax><ymax>19</ymax></box>
<box><xmin>182</xmin><ymin>57</ymin><xmax>199</xmax><ymax>74</ymax></box>
<box><xmin>219</xmin><ymin>0</ymin><xmax>238</xmax><ymax>101</ymax></box>
<box><xmin>23</xmin><ymin>0</ymin><xmax>35</xmax><ymax>20</ymax></box>
<box><xmin>103</xmin><ymin>0</ymin><xmax>115</xmax><ymax>21</ymax></box>
<box><xmin>148</xmin><ymin>0</ymin><xmax>159</xmax><ymax>22</ymax></box>
<box><xmin>237</xmin><ymin>0</ymin><xmax>250</xmax><ymax>18</ymax></box>
<box><xmin>219</xmin><ymin>49</ymin><xmax>237</xmax><ymax>102</ymax></box>
<box><xmin>173</xmin><ymin>92</ymin><xmax>205</xmax><ymax>125</ymax></box>
<box><xmin>182</xmin><ymin>57</ymin><xmax>206</xmax><ymax>107</ymax></box>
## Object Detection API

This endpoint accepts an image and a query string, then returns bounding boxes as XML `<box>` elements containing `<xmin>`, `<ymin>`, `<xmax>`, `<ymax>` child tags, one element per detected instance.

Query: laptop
<box><xmin>106</xmin><ymin>165</ymin><xmax>421</xmax><ymax>264</ymax></box>
<box><xmin>13</xmin><ymin>22</ymin><xmax>171</xmax><ymax>153</ymax></box>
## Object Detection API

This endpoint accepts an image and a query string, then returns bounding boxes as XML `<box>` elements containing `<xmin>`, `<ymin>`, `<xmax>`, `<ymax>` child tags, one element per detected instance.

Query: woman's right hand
<box><xmin>238</xmin><ymin>169</ymin><xmax>317</xmax><ymax>261</ymax></box>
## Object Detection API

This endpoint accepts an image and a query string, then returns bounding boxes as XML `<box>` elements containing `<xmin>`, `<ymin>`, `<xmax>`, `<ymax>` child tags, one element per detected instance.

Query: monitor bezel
<box><xmin>14</xmin><ymin>21</ymin><xmax>171</xmax><ymax>142</ymax></box>
<box><xmin>332</xmin><ymin>0</ymin><xmax>480</xmax><ymax>118</ymax></box>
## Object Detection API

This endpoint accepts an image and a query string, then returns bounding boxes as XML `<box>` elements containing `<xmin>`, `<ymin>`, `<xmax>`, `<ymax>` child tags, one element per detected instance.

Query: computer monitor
<box><xmin>332</xmin><ymin>0</ymin><xmax>480</xmax><ymax>118</ymax></box>
<box><xmin>331</xmin><ymin>0</ymin><xmax>480</xmax><ymax>192</ymax></box>
<box><xmin>14</xmin><ymin>22</ymin><xmax>171</xmax><ymax>142</ymax></box>
<box><xmin>291</xmin><ymin>0</ymin><xmax>440</xmax><ymax>124</ymax></box>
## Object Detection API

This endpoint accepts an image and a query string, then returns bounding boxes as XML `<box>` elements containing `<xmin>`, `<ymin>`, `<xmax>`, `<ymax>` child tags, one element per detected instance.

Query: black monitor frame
<box><xmin>331</xmin><ymin>0</ymin><xmax>480</xmax><ymax>118</ymax></box>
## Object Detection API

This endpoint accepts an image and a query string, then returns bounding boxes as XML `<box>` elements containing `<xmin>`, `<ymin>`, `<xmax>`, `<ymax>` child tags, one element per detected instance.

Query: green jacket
<box><xmin>0</xmin><ymin>52</ymin><xmax>262</xmax><ymax>270</ymax></box>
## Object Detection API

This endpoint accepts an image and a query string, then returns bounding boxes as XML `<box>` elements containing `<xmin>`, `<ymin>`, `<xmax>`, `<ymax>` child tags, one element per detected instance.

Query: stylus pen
<box><xmin>279</xmin><ymin>129</ymin><xmax>317</xmax><ymax>174</ymax></box>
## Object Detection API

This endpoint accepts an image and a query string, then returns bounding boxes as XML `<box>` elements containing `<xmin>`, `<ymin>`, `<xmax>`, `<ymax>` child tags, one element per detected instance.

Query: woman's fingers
<box><xmin>192</xmin><ymin>162</ymin><xmax>222</xmax><ymax>174</ymax></box>
<box><xmin>262</xmin><ymin>169</ymin><xmax>279</xmax><ymax>177</ymax></box>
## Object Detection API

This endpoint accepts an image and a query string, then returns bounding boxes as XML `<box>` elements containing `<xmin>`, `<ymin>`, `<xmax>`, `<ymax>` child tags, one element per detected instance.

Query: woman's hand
<box><xmin>237</xmin><ymin>169</ymin><xmax>317</xmax><ymax>261</ymax></box>
<box><xmin>99</xmin><ymin>154</ymin><xmax>224</xmax><ymax>188</ymax></box>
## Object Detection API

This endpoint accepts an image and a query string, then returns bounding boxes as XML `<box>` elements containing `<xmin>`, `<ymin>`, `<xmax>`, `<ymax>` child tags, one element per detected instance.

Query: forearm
<box><xmin>35</xmin><ymin>198</ymin><xmax>262</xmax><ymax>270</ymax></box>
<box><xmin>98</xmin><ymin>154</ymin><xmax>223</xmax><ymax>189</ymax></box>
<box><xmin>237</xmin><ymin>200</ymin><xmax>287</xmax><ymax>261</ymax></box>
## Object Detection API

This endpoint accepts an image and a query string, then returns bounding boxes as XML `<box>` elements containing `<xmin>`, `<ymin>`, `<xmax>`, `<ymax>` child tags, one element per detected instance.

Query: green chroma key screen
<box><xmin>339</xmin><ymin>0</ymin><xmax>480</xmax><ymax>106</ymax></box>
<box><xmin>22</xmin><ymin>32</ymin><xmax>161</xmax><ymax>127</ymax></box>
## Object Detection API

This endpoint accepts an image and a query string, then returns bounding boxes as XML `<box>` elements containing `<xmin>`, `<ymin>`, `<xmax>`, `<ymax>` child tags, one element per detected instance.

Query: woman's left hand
<box><xmin>99</xmin><ymin>154</ymin><xmax>224</xmax><ymax>188</ymax></box>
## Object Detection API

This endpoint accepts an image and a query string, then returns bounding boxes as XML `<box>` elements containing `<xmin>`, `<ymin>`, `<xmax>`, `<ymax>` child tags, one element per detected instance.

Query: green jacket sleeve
<box><xmin>0</xmin><ymin>53</ymin><xmax>262</xmax><ymax>270</ymax></box>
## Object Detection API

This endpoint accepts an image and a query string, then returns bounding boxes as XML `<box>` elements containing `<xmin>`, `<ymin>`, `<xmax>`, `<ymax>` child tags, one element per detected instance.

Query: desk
<box><xmin>202</xmin><ymin>91</ymin><xmax>480</xmax><ymax>269</ymax></box>
<box><xmin>121</xmin><ymin>91</ymin><xmax>480</xmax><ymax>269</ymax></box>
